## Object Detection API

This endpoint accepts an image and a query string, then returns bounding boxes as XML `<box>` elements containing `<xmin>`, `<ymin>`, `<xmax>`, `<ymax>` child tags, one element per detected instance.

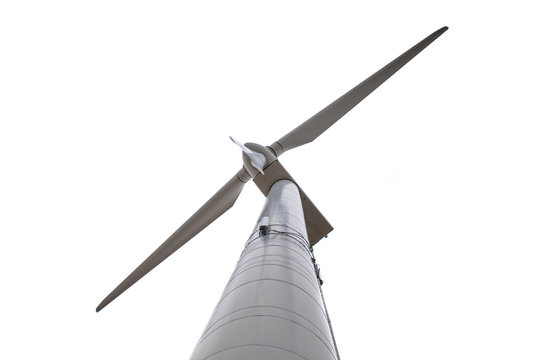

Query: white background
<box><xmin>1</xmin><ymin>1</ymin><xmax>539</xmax><ymax>359</ymax></box>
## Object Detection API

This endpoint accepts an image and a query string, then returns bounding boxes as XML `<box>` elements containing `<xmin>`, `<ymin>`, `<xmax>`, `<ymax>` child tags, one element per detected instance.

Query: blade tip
<box><xmin>431</xmin><ymin>26</ymin><xmax>449</xmax><ymax>40</ymax></box>
<box><xmin>96</xmin><ymin>299</ymin><xmax>109</xmax><ymax>313</ymax></box>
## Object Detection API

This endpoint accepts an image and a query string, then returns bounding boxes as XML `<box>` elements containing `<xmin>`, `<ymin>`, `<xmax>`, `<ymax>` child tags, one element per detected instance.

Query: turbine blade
<box><xmin>269</xmin><ymin>26</ymin><xmax>448</xmax><ymax>156</ymax></box>
<box><xmin>96</xmin><ymin>168</ymin><xmax>250</xmax><ymax>312</ymax></box>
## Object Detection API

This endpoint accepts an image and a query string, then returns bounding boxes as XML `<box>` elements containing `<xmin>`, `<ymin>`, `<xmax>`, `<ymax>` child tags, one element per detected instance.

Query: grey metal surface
<box><xmin>269</xmin><ymin>26</ymin><xmax>448</xmax><ymax>157</ymax></box>
<box><xmin>96</xmin><ymin>168</ymin><xmax>250</xmax><ymax>312</ymax></box>
<box><xmin>190</xmin><ymin>180</ymin><xmax>337</xmax><ymax>360</ymax></box>
<box><xmin>252</xmin><ymin>160</ymin><xmax>332</xmax><ymax>246</ymax></box>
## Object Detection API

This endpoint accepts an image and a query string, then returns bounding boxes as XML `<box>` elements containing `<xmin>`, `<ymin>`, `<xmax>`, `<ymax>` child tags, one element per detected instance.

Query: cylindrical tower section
<box><xmin>190</xmin><ymin>180</ymin><xmax>337</xmax><ymax>360</ymax></box>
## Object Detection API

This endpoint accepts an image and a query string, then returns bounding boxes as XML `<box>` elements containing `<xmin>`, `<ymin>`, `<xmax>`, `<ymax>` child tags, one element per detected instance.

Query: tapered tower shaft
<box><xmin>190</xmin><ymin>180</ymin><xmax>338</xmax><ymax>360</ymax></box>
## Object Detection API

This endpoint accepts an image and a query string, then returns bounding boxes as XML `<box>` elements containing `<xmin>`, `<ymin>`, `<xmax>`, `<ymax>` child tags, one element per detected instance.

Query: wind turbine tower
<box><xmin>97</xmin><ymin>26</ymin><xmax>448</xmax><ymax>360</ymax></box>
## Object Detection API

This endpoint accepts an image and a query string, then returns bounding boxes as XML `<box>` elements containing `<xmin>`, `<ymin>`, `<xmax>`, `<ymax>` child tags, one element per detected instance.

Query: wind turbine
<box><xmin>97</xmin><ymin>26</ymin><xmax>448</xmax><ymax>359</ymax></box>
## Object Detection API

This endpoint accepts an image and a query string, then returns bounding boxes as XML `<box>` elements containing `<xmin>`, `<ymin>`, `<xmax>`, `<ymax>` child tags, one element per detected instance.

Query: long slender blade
<box><xmin>270</xmin><ymin>26</ymin><xmax>448</xmax><ymax>156</ymax></box>
<box><xmin>96</xmin><ymin>168</ymin><xmax>250</xmax><ymax>312</ymax></box>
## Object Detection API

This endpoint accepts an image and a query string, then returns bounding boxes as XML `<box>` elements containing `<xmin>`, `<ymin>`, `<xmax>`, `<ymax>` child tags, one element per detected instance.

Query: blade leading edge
<box><xmin>96</xmin><ymin>168</ymin><xmax>250</xmax><ymax>312</ymax></box>
<box><xmin>269</xmin><ymin>26</ymin><xmax>448</xmax><ymax>156</ymax></box>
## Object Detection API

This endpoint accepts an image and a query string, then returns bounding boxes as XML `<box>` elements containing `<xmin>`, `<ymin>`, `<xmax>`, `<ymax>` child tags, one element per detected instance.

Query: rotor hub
<box><xmin>242</xmin><ymin>142</ymin><xmax>277</xmax><ymax>178</ymax></box>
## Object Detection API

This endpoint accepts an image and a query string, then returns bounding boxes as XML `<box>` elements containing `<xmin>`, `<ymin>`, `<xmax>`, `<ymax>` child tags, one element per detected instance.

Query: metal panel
<box><xmin>190</xmin><ymin>180</ymin><xmax>337</xmax><ymax>360</ymax></box>
<box><xmin>253</xmin><ymin>160</ymin><xmax>333</xmax><ymax>246</ymax></box>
